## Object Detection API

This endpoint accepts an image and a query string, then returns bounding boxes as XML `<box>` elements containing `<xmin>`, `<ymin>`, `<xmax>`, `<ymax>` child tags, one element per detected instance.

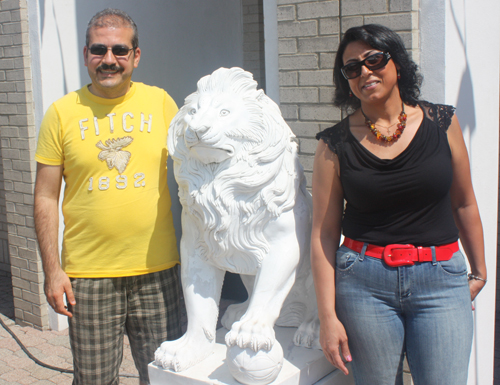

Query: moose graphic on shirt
<box><xmin>96</xmin><ymin>136</ymin><xmax>134</xmax><ymax>174</ymax></box>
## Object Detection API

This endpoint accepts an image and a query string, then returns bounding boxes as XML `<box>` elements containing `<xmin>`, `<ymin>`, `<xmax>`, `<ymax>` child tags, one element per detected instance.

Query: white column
<box><xmin>29</xmin><ymin>0</ymin><xmax>81</xmax><ymax>331</ymax></box>
<box><xmin>263</xmin><ymin>0</ymin><xmax>280</xmax><ymax>105</ymax></box>
<box><xmin>422</xmin><ymin>1</ymin><xmax>499</xmax><ymax>384</ymax></box>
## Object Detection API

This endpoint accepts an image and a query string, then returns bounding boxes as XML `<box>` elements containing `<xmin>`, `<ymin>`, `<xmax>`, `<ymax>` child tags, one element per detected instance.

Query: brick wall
<box><xmin>242</xmin><ymin>0</ymin><xmax>266</xmax><ymax>90</ymax></box>
<box><xmin>0</xmin><ymin>3</ymin><xmax>12</xmax><ymax>276</ymax></box>
<box><xmin>277</xmin><ymin>0</ymin><xmax>418</xmax><ymax>187</ymax></box>
<box><xmin>0</xmin><ymin>0</ymin><xmax>47</xmax><ymax>329</ymax></box>
<box><xmin>0</xmin><ymin>148</ymin><xmax>9</xmax><ymax>273</ymax></box>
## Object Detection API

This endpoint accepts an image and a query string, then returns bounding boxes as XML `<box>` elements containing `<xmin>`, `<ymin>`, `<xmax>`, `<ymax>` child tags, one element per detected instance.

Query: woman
<box><xmin>311</xmin><ymin>24</ymin><xmax>487</xmax><ymax>385</ymax></box>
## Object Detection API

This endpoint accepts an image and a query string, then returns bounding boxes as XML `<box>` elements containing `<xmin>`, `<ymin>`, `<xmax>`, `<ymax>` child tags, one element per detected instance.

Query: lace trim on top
<box><xmin>418</xmin><ymin>101</ymin><xmax>455</xmax><ymax>132</ymax></box>
<box><xmin>315</xmin><ymin>101</ymin><xmax>456</xmax><ymax>156</ymax></box>
<box><xmin>315</xmin><ymin>118</ymin><xmax>349</xmax><ymax>156</ymax></box>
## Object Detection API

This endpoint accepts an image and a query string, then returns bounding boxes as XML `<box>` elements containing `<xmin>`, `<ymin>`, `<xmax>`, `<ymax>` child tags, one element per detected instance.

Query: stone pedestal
<box><xmin>149</xmin><ymin>327</ymin><xmax>355</xmax><ymax>385</ymax></box>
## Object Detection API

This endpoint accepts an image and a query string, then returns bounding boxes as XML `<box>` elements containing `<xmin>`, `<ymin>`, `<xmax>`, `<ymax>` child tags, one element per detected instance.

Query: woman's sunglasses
<box><xmin>89</xmin><ymin>44</ymin><xmax>135</xmax><ymax>56</ymax></box>
<box><xmin>341</xmin><ymin>52</ymin><xmax>392</xmax><ymax>79</ymax></box>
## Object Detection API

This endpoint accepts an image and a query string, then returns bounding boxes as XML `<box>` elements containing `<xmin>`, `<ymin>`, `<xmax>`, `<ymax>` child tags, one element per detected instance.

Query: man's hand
<box><xmin>44</xmin><ymin>267</ymin><xmax>75</xmax><ymax>317</ymax></box>
<box><xmin>319</xmin><ymin>317</ymin><xmax>352</xmax><ymax>375</ymax></box>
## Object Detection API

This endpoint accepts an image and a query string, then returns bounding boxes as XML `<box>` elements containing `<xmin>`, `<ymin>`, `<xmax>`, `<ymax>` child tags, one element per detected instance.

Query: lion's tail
<box><xmin>276</xmin><ymin>302</ymin><xmax>307</xmax><ymax>328</ymax></box>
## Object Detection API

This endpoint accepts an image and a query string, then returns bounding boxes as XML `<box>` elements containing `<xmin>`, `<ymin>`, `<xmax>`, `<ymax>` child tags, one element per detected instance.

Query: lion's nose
<box><xmin>191</xmin><ymin>125</ymin><xmax>210</xmax><ymax>136</ymax></box>
<box><xmin>185</xmin><ymin>125</ymin><xmax>210</xmax><ymax>145</ymax></box>
<box><xmin>186</xmin><ymin>125</ymin><xmax>209</xmax><ymax>145</ymax></box>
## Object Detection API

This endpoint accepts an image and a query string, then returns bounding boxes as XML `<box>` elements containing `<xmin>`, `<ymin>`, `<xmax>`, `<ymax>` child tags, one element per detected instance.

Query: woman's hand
<box><xmin>320</xmin><ymin>317</ymin><xmax>352</xmax><ymax>375</ymax></box>
<box><xmin>469</xmin><ymin>277</ymin><xmax>486</xmax><ymax>303</ymax></box>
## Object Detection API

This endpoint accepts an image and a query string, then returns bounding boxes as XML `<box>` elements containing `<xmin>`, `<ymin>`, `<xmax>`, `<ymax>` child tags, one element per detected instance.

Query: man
<box><xmin>34</xmin><ymin>9</ymin><xmax>181</xmax><ymax>385</ymax></box>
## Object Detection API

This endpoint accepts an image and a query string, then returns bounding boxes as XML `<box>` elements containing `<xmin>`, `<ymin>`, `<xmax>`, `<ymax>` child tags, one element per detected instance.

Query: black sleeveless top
<box><xmin>316</xmin><ymin>101</ymin><xmax>459</xmax><ymax>247</ymax></box>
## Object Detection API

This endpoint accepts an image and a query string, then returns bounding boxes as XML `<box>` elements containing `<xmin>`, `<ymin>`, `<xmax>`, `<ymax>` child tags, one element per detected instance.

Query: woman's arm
<box><xmin>447</xmin><ymin>115</ymin><xmax>487</xmax><ymax>300</ymax></box>
<box><xmin>311</xmin><ymin>140</ymin><xmax>351</xmax><ymax>374</ymax></box>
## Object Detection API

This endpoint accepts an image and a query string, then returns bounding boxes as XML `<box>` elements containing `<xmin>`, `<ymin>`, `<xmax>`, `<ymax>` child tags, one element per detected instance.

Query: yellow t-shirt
<box><xmin>35</xmin><ymin>82</ymin><xmax>179</xmax><ymax>278</ymax></box>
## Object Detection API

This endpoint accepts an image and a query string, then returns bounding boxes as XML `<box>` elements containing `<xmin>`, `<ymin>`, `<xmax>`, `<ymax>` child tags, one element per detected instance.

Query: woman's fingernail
<box><xmin>346</xmin><ymin>355</ymin><xmax>352</xmax><ymax>362</ymax></box>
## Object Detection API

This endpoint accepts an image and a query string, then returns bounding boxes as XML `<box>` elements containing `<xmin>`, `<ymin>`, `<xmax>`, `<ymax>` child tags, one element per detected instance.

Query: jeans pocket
<box><xmin>438</xmin><ymin>251</ymin><xmax>467</xmax><ymax>276</ymax></box>
<box><xmin>335</xmin><ymin>246</ymin><xmax>360</xmax><ymax>271</ymax></box>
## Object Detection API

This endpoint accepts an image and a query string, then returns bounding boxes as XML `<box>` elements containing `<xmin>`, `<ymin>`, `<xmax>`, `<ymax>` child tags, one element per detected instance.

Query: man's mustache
<box><xmin>97</xmin><ymin>63</ymin><xmax>123</xmax><ymax>72</ymax></box>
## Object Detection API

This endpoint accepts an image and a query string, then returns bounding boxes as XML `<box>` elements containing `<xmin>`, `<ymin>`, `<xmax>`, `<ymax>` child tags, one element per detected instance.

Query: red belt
<box><xmin>342</xmin><ymin>237</ymin><xmax>459</xmax><ymax>267</ymax></box>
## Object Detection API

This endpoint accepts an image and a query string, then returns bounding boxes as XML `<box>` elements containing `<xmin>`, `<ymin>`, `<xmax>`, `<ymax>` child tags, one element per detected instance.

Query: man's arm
<box><xmin>34</xmin><ymin>163</ymin><xmax>75</xmax><ymax>317</ymax></box>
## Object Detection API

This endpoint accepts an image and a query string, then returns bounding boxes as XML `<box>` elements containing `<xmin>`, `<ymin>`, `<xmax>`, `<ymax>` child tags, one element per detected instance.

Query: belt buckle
<box><xmin>383</xmin><ymin>244</ymin><xmax>415</xmax><ymax>267</ymax></box>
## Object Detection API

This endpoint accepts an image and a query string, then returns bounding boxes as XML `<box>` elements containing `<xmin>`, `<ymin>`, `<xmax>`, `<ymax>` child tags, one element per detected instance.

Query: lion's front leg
<box><xmin>225</xmin><ymin>211</ymin><xmax>301</xmax><ymax>352</ymax></box>
<box><xmin>155</xmin><ymin>253</ymin><xmax>224</xmax><ymax>371</ymax></box>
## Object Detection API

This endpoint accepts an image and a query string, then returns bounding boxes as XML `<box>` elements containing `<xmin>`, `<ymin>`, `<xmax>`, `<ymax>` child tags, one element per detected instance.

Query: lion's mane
<box><xmin>168</xmin><ymin>67</ymin><xmax>307</xmax><ymax>273</ymax></box>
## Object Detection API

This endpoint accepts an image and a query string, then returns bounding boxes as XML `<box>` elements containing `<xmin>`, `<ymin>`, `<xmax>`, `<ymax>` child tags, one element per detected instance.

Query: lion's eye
<box><xmin>189</xmin><ymin>108</ymin><xmax>197</xmax><ymax>115</ymax></box>
<box><xmin>220</xmin><ymin>109</ymin><xmax>230</xmax><ymax>117</ymax></box>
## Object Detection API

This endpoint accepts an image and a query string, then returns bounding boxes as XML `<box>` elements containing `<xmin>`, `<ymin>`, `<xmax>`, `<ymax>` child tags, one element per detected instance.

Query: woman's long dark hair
<box><xmin>333</xmin><ymin>24</ymin><xmax>422</xmax><ymax>111</ymax></box>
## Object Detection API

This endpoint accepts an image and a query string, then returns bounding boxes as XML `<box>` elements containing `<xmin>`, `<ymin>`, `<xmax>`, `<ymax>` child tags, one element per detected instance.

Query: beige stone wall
<box><xmin>277</xmin><ymin>0</ymin><xmax>419</xmax><ymax>188</ymax></box>
<box><xmin>0</xmin><ymin>0</ymin><xmax>47</xmax><ymax>329</ymax></box>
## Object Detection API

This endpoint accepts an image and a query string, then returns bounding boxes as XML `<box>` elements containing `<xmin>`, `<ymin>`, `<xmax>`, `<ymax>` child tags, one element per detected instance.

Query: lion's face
<box><xmin>181</xmin><ymin>92</ymin><xmax>254</xmax><ymax>164</ymax></box>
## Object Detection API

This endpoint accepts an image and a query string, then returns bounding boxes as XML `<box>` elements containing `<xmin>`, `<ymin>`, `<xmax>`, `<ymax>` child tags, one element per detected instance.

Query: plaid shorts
<box><xmin>68</xmin><ymin>267</ymin><xmax>182</xmax><ymax>385</ymax></box>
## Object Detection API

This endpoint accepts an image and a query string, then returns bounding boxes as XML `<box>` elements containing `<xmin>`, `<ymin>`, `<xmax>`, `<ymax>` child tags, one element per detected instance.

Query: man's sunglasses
<box><xmin>341</xmin><ymin>52</ymin><xmax>392</xmax><ymax>80</ymax></box>
<box><xmin>89</xmin><ymin>44</ymin><xmax>135</xmax><ymax>56</ymax></box>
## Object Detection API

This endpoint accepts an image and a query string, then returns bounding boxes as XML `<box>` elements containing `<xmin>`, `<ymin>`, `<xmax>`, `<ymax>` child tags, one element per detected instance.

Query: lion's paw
<box><xmin>154</xmin><ymin>336</ymin><xmax>213</xmax><ymax>372</ymax></box>
<box><xmin>225</xmin><ymin>319</ymin><xmax>276</xmax><ymax>352</ymax></box>
<box><xmin>293</xmin><ymin>317</ymin><xmax>321</xmax><ymax>349</ymax></box>
<box><xmin>221</xmin><ymin>301</ymin><xmax>248</xmax><ymax>330</ymax></box>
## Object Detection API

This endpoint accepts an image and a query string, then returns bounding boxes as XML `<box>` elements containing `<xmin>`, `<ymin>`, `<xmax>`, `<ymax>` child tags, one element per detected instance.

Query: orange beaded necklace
<box><xmin>362</xmin><ymin>105</ymin><xmax>407</xmax><ymax>143</ymax></box>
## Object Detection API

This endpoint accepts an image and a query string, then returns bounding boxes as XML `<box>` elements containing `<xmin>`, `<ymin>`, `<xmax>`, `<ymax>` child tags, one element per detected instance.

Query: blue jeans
<box><xmin>335</xmin><ymin>245</ymin><xmax>473</xmax><ymax>385</ymax></box>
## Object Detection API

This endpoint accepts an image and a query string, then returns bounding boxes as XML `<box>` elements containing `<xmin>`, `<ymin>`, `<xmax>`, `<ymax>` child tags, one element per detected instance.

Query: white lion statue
<box><xmin>154</xmin><ymin>67</ymin><xmax>319</xmax><ymax>384</ymax></box>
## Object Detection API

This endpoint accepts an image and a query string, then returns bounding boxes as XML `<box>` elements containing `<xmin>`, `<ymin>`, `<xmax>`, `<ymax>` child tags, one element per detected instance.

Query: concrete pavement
<box><xmin>0</xmin><ymin>272</ymin><xmax>237</xmax><ymax>385</ymax></box>
<box><xmin>0</xmin><ymin>272</ymin><xmax>143</xmax><ymax>385</ymax></box>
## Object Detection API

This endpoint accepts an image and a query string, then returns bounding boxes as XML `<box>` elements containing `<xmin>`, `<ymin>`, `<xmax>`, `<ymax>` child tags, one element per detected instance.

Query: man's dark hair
<box><xmin>333</xmin><ymin>24</ymin><xmax>422</xmax><ymax>111</ymax></box>
<box><xmin>86</xmin><ymin>8</ymin><xmax>139</xmax><ymax>48</ymax></box>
